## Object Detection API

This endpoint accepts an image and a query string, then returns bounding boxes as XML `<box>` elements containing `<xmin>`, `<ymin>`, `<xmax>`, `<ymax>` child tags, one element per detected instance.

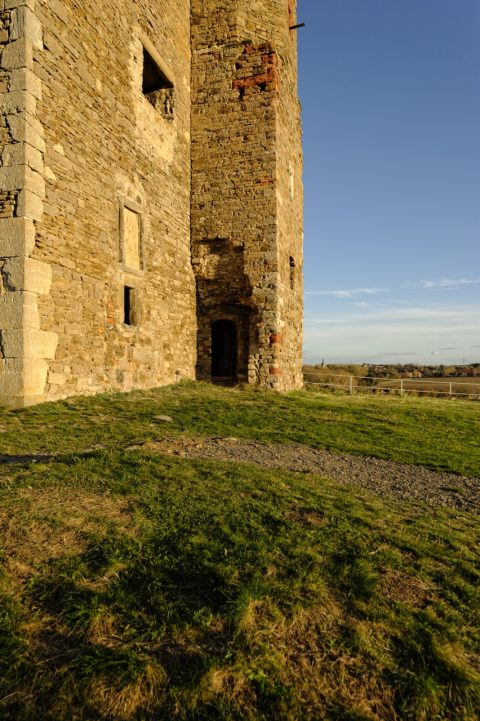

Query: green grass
<box><xmin>0</xmin><ymin>384</ymin><xmax>479</xmax><ymax>720</ymax></box>
<box><xmin>0</xmin><ymin>381</ymin><xmax>479</xmax><ymax>475</ymax></box>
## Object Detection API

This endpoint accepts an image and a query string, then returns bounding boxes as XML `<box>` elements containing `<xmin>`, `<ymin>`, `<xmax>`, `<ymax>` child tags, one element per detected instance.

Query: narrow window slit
<box><xmin>124</xmin><ymin>286</ymin><xmax>134</xmax><ymax>325</ymax></box>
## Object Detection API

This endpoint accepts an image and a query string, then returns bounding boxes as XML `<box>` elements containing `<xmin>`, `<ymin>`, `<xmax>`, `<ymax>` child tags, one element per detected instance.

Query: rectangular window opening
<box><xmin>124</xmin><ymin>286</ymin><xmax>134</xmax><ymax>326</ymax></box>
<box><xmin>142</xmin><ymin>47</ymin><xmax>175</xmax><ymax>119</ymax></box>
<box><xmin>289</xmin><ymin>257</ymin><xmax>295</xmax><ymax>291</ymax></box>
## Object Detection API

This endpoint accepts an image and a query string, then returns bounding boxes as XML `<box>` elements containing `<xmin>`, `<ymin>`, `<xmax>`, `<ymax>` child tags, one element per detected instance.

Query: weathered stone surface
<box><xmin>29</xmin><ymin>0</ymin><xmax>196</xmax><ymax>404</ymax></box>
<box><xmin>191</xmin><ymin>0</ymin><xmax>303</xmax><ymax>390</ymax></box>
<box><xmin>0</xmin><ymin>0</ymin><xmax>303</xmax><ymax>407</ymax></box>
<box><xmin>0</xmin><ymin>218</ymin><xmax>36</xmax><ymax>256</ymax></box>
<box><xmin>1</xmin><ymin>327</ymin><xmax>57</xmax><ymax>358</ymax></box>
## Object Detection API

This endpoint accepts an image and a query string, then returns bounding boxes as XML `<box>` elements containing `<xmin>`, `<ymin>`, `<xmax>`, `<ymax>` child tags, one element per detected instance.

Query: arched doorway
<box><xmin>211</xmin><ymin>320</ymin><xmax>237</xmax><ymax>382</ymax></box>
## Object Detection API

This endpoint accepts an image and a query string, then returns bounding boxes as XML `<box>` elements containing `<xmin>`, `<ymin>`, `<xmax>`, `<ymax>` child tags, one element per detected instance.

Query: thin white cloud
<box><xmin>304</xmin><ymin>304</ymin><xmax>480</xmax><ymax>326</ymax></box>
<box><xmin>303</xmin><ymin>302</ymin><xmax>480</xmax><ymax>364</ymax></box>
<box><xmin>421</xmin><ymin>278</ymin><xmax>480</xmax><ymax>290</ymax></box>
<box><xmin>305</xmin><ymin>287</ymin><xmax>389</xmax><ymax>299</ymax></box>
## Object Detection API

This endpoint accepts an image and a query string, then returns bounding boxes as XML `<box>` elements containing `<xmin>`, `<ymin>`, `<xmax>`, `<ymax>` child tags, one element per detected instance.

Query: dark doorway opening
<box><xmin>212</xmin><ymin>320</ymin><xmax>237</xmax><ymax>382</ymax></box>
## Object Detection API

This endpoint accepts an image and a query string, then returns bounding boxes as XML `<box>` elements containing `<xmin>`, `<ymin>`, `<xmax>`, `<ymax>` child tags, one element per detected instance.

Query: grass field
<box><xmin>0</xmin><ymin>383</ymin><xmax>479</xmax><ymax>720</ymax></box>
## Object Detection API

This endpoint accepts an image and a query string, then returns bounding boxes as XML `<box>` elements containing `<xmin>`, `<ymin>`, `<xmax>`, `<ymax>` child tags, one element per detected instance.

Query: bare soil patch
<box><xmin>137</xmin><ymin>436</ymin><xmax>480</xmax><ymax>512</ymax></box>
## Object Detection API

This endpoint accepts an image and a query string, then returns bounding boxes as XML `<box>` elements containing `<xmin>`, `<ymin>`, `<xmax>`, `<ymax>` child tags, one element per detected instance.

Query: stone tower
<box><xmin>0</xmin><ymin>0</ymin><xmax>303</xmax><ymax>407</ymax></box>
<box><xmin>191</xmin><ymin>0</ymin><xmax>304</xmax><ymax>390</ymax></box>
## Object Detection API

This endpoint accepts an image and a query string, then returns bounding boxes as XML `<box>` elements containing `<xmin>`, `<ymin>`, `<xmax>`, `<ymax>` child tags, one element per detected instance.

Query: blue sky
<box><xmin>297</xmin><ymin>0</ymin><xmax>480</xmax><ymax>365</ymax></box>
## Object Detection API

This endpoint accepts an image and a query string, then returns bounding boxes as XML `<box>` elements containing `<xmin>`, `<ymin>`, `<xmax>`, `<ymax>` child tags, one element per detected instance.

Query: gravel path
<box><xmin>142</xmin><ymin>436</ymin><xmax>480</xmax><ymax>512</ymax></box>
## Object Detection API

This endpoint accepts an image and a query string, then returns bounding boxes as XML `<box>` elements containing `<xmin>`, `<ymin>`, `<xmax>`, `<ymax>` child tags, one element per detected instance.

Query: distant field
<box><xmin>401</xmin><ymin>377</ymin><xmax>480</xmax><ymax>397</ymax></box>
<box><xmin>304</xmin><ymin>367</ymin><xmax>480</xmax><ymax>399</ymax></box>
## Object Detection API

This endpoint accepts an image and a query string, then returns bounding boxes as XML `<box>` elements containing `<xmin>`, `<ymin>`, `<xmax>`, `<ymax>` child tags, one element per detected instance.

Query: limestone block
<box><xmin>0</xmin><ymin>38</ymin><xmax>33</xmax><ymax>70</ymax></box>
<box><xmin>0</xmin><ymin>217</ymin><xmax>36</xmax><ymax>256</ymax></box>
<box><xmin>7</xmin><ymin>111</ymin><xmax>45</xmax><ymax>152</ymax></box>
<box><xmin>0</xmin><ymin>165</ymin><xmax>26</xmax><ymax>191</ymax></box>
<box><xmin>23</xmin><ymin>357</ymin><xmax>48</xmax><ymax>396</ymax></box>
<box><xmin>26</xmin><ymin>165</ymin><xmax>45</xmax><ymax>197</ymax></box>
<box><xmin>45</xmin><ymin>0</ymin><xmax>68</xmax><ymax>24</ymax></box>
<box><xmin>0</xmin><ymin>88</ymin><xmax>36</xmax><ymax>113</ymax></box>
<box><xmin>9</xmin><ymin>67</ymin><xmax>42</xmax><ymax>99</ymax></box>
<box><xmin>10</xmin><ymin>7</ymin><xmax>43</xmax><ymax>50</ymax></box>
<box><xmin>1</xmin><ymin>328</ymin><xmax>58</xmax><ymax>359</ymax></box>
<box><xmin>0</xmin><ymin>291</ymin><xmax>39</xmax><ymax>330</ymax></box>
<box><xmin>48</xmin><ymin>371</ymin><xmax>66</xmax><ymax>385</ymax></box>
<box><xmin>3</xmin><ymin>257</ymin><xmax>52</xmax><ymax>294</ymax></box>
<box><xmin>0</xmin><ymin>354</ymin><xmax>49</xmax><ymax>405</ymax></box>
<box><xmin>0</xmin><ymin>358</ymin><xmax>23</xmax><ymax>396</ymax></box>
<box><xmin>2</xmin><ymin>141</ymin><xmax>43</xmax><ymax>174</ymax></box>
<box><xmin>17</xmin><ymin>187</ymin><xmax>43</xmax><ymax>220</ymax></box>
<box><xmin>44</xmin><ymin>165</ymin><xmax>56</xmax><ymax>181</ymax></box>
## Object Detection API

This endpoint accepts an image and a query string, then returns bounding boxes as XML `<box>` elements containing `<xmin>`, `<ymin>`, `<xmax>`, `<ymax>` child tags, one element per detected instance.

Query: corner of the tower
<box><xmin>0</xmin><ymin>1</ymin><xmax>57</xmax><ymax>408</ymax></box>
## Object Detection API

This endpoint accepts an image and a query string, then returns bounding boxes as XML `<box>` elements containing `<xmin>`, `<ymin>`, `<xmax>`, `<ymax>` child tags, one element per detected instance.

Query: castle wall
<box><xmin>1</xmin><ymin>0</ymin><xmax>303</xmax><ymax>406</ymax></box>
<box><xmin>22</xmin><ymin>0</ymin><xmax>196</xmax><ymax>403</ymax></box>
<box><xmin>191</xmin><ymin>0</ymin><xmax>303</xmax><ymax>389</ymax></box>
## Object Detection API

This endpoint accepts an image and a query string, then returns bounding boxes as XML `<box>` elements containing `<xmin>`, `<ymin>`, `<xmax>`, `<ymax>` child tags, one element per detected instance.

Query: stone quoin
<box><xmin>0</xmin><ymin>0</ymin><xmax>303</xmax><ymax>407</ymax></box>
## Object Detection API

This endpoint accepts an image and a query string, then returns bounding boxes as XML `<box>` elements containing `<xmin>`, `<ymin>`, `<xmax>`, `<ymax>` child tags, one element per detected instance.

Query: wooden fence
<box><xmin>303</xmin><ymin>373</ymin><xmax>480</xmax><ymax>400</ymax></box>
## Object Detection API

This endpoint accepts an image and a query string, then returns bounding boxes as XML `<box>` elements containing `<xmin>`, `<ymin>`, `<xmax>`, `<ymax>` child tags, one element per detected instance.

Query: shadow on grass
<box><xmin>0</xmin><ymin>534</ymin><xmax>235</xmax><ymax>720</ymax></box>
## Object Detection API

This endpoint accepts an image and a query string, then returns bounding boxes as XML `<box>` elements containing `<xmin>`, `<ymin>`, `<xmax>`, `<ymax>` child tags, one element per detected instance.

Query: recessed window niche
<box><xmin>289</xmin><ymin>256</ymin><xmax>295</xmax><ymax>290</ymax></box>
<box><xmin>119</xmin><ymin>200</ymin><xmax>143</xmax><ymax>272</ymax></box>
<box><xmin>123</xmin><ymin>285</ymin><xmax>135</xmax><ymax>325</ymax></box>
<box><xmin>142</xmin><ymin>44</ymin><xmax>175</xmax><ymax>120</ymax></box>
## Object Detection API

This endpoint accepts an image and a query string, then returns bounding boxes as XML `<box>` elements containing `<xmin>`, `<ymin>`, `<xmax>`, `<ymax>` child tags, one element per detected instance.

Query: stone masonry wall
<box><xmin>191</xmin><ymin>0</ymin><xmax>303</xmax><ymax>389</ymax></box>
<box><xmin>274</xmin><ymin>0</ymin><xmax>304</xmax><ymax>388</ymax></box>
<box><xmin>1</xmin><ymin>0</ymin><xmax>303</xmax><ymax>405</ymax></box>
<box><xmin>0</xmin><ymin>0</ymin><xmax>57</xmax><ymax>407</ymax></box>
<box><xmin>28</xmin><ymin>0</ymin><xmax>196</xmax><ymax>401</ymax></box>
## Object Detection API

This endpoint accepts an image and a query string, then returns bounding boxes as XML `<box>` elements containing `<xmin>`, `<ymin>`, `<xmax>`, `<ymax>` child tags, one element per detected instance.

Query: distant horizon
<box><xmin>303</xmin><ymin>357</ymin><xmax>480</xmax><ymax>367</ymax></box>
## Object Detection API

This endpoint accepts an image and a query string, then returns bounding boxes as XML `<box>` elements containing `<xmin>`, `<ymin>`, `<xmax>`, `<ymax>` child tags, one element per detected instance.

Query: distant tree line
<box><xmin>305</xmin><ymin>363</ymin><xmax>480</xmax><ymax>379</ymax></box>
